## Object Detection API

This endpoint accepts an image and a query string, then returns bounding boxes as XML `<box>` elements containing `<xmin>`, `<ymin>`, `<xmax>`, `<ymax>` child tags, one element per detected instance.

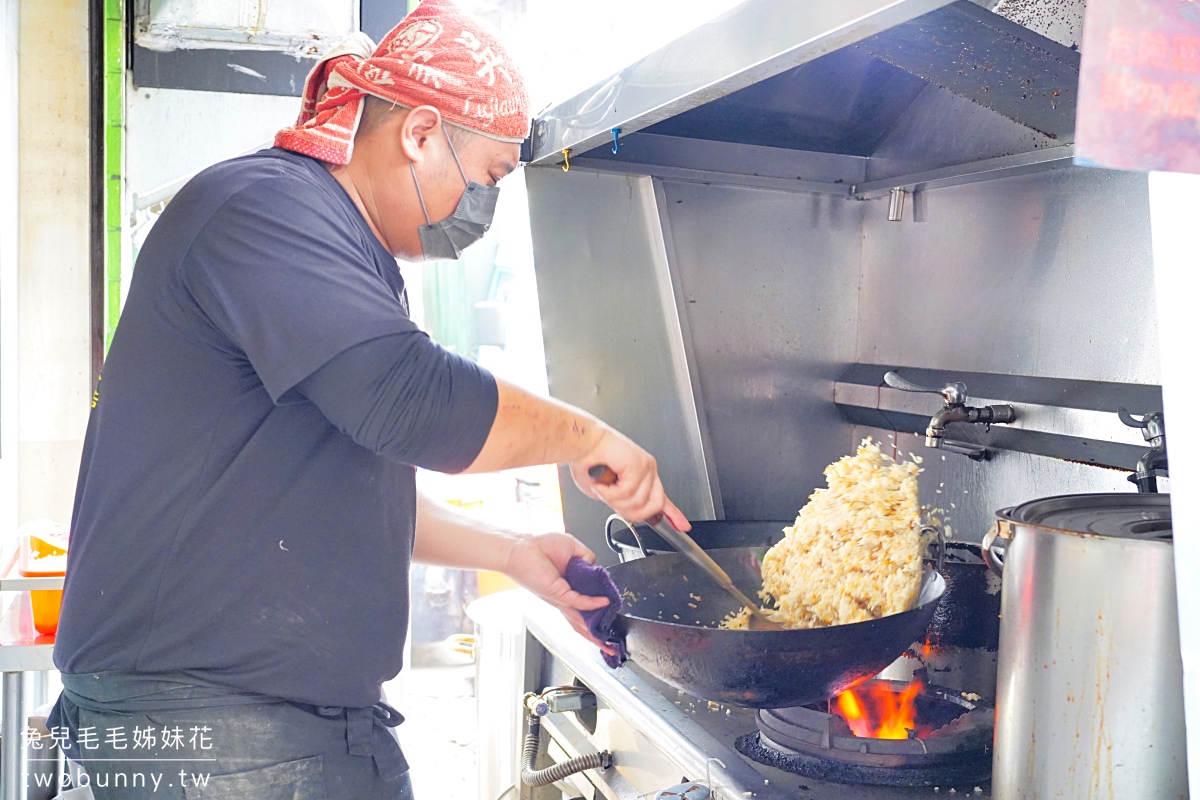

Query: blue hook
<box><xmin>611</xmin><ymin>127</ymin><xmax>621</xmax><ymax>155</ymax></box>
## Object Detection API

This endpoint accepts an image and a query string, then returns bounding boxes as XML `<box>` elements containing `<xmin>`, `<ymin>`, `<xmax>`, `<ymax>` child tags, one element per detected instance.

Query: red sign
<box><xmin>1076</xmin><ymin>0</ymin><xmax>1200</xmax><ymax>174</ymax></box>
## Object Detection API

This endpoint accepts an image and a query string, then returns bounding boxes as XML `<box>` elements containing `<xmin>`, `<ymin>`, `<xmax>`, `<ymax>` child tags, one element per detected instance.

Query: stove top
<box><xmin>632</xmin><ymin>671</ymin><xmax>992</xmax><ymax>799</ymax></box>
<box><xmin>522</xmin><ymin>596</ymin><xmax>993</xmax><ymax>800</ymax></box>
<box><xmin>736</xmin><ymin>681</ymin><xmax>993</xmax><ymax>788</ymax></box>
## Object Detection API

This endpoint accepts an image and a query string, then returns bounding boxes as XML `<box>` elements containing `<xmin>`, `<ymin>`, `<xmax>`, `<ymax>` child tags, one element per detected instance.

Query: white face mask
<box><xmin>409</xmin><ymin>131</ymin><xmax>499</xmax><ymax>261</ymax></box>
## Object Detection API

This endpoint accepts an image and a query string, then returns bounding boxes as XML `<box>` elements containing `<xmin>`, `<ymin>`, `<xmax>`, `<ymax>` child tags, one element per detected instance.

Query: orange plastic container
<box><xmin>18</xmin><ymin>521</ymin><xmax>68</xmax><ymax>635</ymax></box>
<box><xmin>28</xmin><ymin>590</ymin><xmax>63</xmax><ymax>635</ymax></box>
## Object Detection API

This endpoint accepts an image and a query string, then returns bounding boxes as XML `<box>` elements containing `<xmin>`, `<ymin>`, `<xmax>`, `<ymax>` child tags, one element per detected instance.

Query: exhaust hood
<box><xmin>530</xmin><ymin>0</ymin><xmax>1083</xmax><ymax>191</ymax></box>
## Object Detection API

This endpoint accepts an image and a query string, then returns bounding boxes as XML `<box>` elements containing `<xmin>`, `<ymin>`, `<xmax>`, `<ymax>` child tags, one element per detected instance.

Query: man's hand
<box><xmin>414</xmin><ymin>489</ymin><xmax>645</xmax><ymax>655</ymax></box>
<box><xmin>503</xmin><ymin>532</ymin><xmax>616</xmax><ymax>654</ymax></box>
<box><xmin>569</xmin><ymin>427</ymin><xmax>690</xmax><ymax>531</ymax></box>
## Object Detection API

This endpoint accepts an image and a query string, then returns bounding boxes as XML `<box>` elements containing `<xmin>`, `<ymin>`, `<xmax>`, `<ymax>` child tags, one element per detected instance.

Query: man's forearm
<box><xmin>412</xmin><ymin>489</ymin><xmax>520</xmax><ymax>570</ymax></box>
<box><xmin>461</xmin><ymin>377</ymin><xmax>688</xmax><ymax>531</ymax></box>
<box><xmin>463</xmin><ymin>378</ymin><xmax>605</xmax><ymax>473</ymax></box>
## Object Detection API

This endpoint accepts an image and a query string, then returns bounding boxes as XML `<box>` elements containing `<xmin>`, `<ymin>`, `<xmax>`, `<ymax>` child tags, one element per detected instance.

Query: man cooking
<box><xmin>47</xmin><ymin>1</ymin><xmax>688</xmax><ymax>797</ymax></box>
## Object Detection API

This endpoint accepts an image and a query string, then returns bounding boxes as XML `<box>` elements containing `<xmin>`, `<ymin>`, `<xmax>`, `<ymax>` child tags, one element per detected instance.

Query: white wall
<box><xmin>0</xmin><ymin>0</ymin><xmax>18</xmax><ymax>533</ymax></box>
<box><xmin>17</xmin><ymin>0</ymin><xmax>91</xmax><ymax>525</ymax></box>
<box><xmin>126</xmin><ymin>86</ymin><xmax>297</xmax><ymax>199</ymax></box>
<box><xmin>124</xmin><ymin>86</ymin><xmax>298</xmax><ymax>302</ymax></box>
<box><xmin>1150</xmin><ymin>170</ymin><xmax>1200</xmax><ymax>800</ymax></box>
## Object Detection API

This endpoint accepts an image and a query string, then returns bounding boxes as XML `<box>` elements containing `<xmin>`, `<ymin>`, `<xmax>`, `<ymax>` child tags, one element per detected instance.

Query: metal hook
<box><xmin>611</xmin><ymin>128</ymin><xmax>621</xmax><ymax>155</ymax></box>
<box><xmin>561</xmin><ymin>149</ymin><xmax>571</xmax><ymax>172</ymax></box>
<box><xmin>1118</xmin><ymin>406</ymin><xmax>1148</xmax><ymax>429</ymax></box>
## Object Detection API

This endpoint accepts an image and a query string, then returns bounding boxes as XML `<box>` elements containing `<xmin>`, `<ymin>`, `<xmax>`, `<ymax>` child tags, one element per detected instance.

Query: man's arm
<box><xmin>413</xmin><ymin>490</ymin><xmax>613</xmax><ymax>649</ymax></box>
<box><xmin>297</xmin><ymin>334</ymin><xmax>688</xmax><ymax>529</ymax></box>
<box><xmin>466</xmin><ymin>379</ymin><xmax>687</xmax><ymax>529</ymax></box>
<box><xmin>298</xmin><ymin>336</ymin><xmax>671</xmax><ymax>649</ymax></box>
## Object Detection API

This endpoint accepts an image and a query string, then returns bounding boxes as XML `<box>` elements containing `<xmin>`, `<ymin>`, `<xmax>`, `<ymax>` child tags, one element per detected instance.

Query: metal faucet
<box><xmin>884</xmin><ymin>371</ymin><xmax>1018</xmax><ymax>457</ymax></box>
<box><xmin>1118</xmin><ymin>407</ymin><xmax>1168</xmax><ymax>493</ymax></box>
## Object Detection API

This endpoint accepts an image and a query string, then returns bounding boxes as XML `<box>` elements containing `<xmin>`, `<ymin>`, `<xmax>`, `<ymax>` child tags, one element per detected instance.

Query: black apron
<box><xmin>47</xmin><ymin>671</ymin><xmax>409</xmax><ymax>799</ymax></box>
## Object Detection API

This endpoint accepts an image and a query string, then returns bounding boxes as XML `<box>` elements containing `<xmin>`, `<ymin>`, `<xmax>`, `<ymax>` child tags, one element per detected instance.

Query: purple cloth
<box><xmin>564</xmin><ymin>557</ymin><xmax>627</xmax><ymax>668</ymax></box>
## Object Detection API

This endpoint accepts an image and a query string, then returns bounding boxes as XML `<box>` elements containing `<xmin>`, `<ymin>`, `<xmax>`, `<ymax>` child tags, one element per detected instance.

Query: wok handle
<box><xmin>604</xmin><ymin>514</ymin><xmax>650</xmax><ymax>560</ymax></box>
<box><xmin>982</xmin><ymin>517</ymin><xmax>1013</xmax><ymax>576</ymax></box>
<box><xmin>922</xmin><ymin>523</ymin><xmax>945</xmax><ymax>574</ymax></box>
<box><xmin>604</xmin><ymin>516</ymin><xmax>622</xmax><ymax>554</ymax></box>
<box><xmin>588</xmin><ymin>465</ymin><xmax>619</xmax><ymax>485</ymax></box>
<box><xmin>605</xmin><ymin>623</ymin><xmax>629</xmax><ymax>666</ymax></box>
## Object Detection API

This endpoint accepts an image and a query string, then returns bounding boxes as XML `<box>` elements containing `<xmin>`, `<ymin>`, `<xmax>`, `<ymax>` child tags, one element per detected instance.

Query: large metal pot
<box><xmin>983</xmin><ymin>493</ymin><xmax>1187</xmax><ymax>800</ymax></box>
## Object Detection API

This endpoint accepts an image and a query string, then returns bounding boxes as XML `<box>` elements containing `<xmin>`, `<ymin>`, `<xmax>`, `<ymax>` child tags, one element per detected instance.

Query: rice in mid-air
<box><xmin>724</xmin><ymin>439</ymin><xmax>924</xmax><ymax>629</ymax></box>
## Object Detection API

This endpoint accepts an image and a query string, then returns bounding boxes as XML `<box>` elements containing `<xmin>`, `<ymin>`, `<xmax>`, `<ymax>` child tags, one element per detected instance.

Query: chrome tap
<box><xmin>1118</xmin><ymin>407</ymin><xmax>1168</xmax><ymax>493</ymax></box>
<box><xmin>884</xmin><ymin>371</ymin><xmax>1017</xmax><ymax>457</ymax></box>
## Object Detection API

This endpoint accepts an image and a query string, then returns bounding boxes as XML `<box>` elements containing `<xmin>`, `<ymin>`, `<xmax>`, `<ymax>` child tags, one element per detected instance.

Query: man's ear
<box><xmin>400</xmin><ymin>106</ymin><xmax>443</xmax><ymax>164</ymax></box>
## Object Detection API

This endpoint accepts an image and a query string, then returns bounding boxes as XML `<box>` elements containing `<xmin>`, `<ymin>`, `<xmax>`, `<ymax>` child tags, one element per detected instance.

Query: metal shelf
<box><xmin>0</xmin><ymin>592</ymin><xmax>55</xmax><ymax>672</ymax></box>
<box><xmin>0</xmin><ymin>547</ymin><xmax>64</xmax><ymax>592</ymax></box>
<box><xmin>852</xmin><ymin>145</ymin><xmax>1076</xmax><ymax>198</ymax></box>
<box><xmin>0</xmin><ymin>594</ymin><xmax>55</xmax><ymax>800</ymax></box>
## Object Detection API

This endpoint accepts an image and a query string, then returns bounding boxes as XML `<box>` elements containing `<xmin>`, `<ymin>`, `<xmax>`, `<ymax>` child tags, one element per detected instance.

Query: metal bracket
<box><xmin>527</xmin><ymin>687</ymin><xmax>599</xmax><ymax>716</ymax></box>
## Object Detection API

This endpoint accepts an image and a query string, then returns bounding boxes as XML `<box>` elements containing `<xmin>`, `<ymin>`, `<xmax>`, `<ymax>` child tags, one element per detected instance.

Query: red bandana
<box><xmin>275</xmin><ymin>0</ymin><xmax>530</xmax><ymax>165</ymax></box>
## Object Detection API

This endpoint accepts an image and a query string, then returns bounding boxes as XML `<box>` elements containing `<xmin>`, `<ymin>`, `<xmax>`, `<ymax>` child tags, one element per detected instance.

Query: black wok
<box><xmin>606</xmin><ymin>546</ymin><xmax>946</xmax><ymax>708</ymax></box>
<box><xmin>605</xmin><ymin>515</ymin><xmax>790</xmax><ymax>562</ymax></box>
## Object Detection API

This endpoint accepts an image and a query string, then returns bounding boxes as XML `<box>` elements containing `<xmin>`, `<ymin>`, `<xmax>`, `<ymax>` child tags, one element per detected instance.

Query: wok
<box><xmin>605</xmin><ymin>515</ymin><xmax>789</xmax><ymax>561</ymax></box>
<box><xmin>606</xmin><ymin>546</ymin><xmax>946</xmax><ymax>708</ymax></box>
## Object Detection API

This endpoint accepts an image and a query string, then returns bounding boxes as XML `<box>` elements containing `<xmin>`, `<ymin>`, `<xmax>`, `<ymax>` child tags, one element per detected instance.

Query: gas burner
<box><xmin>735</xmin><ymin>679</ymin><xmax>993</xmax><ymax>787</ymax></box>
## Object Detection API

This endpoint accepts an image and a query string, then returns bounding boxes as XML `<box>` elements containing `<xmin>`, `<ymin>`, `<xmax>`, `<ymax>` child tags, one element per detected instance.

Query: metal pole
<box><xmin>887</xmin><ymin>187</ymin><xmax>906</xmax><ymax>221</ymax></box>
<box><xmin>26</xmin><ymin>674</ymin><xmax>46</xmax><ymax>714</ymax></box>
<box><xmin>2</xmin><ymin>671</ymin><xmax>24</xmax><ymax>800</ymax></box>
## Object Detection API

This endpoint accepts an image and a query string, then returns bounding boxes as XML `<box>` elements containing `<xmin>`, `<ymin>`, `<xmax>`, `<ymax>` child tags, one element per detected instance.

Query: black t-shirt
<box><xmin>55</xmin><ymin>148</ymin><xmax>498</xmax><ymax>708</ymax></box>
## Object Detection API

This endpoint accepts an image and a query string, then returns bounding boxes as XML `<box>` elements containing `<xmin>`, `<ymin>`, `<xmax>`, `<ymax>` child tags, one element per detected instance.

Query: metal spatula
<box><xmin>588</xmin><ymin>465</ymin><xmax>784</xmax><ymax>631</ymax></box>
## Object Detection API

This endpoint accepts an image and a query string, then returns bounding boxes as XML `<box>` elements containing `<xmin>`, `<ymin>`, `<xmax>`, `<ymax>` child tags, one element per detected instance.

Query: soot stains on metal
<box><xmin>853</xmin><ymin>3</ymin><xmax>1080</xmax><ymax>140</ymax></box>
<box><xmin>925</xmin><ymin>543</ymin><xmax>1001</xmax><ymax>651</ymax></box>
<box><xmin>993</xmin><ymin>0</ymin><xmax>1086</xmax><ymax>50</ymax></box>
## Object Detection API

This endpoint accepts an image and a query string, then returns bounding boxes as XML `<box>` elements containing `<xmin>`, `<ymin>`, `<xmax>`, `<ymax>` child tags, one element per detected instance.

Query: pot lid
<box><xmin>1002</xmin><ymin>493</ymin><xmax>1172</xmax><ymax>541</ymax></box>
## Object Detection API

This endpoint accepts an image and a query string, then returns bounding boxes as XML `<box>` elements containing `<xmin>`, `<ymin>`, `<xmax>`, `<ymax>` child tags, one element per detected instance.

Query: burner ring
<box><xmin>737</xmin><ymin>680</ymin><xmax>994</xmax><ymax>787</ymax></box>
<box><xmin>735</xmin><ymin>731</ymin><xmax>992</xmax><ymax>788</ymax></box>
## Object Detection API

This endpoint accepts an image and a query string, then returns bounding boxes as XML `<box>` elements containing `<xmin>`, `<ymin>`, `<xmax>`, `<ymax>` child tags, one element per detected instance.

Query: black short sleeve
<box><xmin>296</xmin><ymin>332</ymin><xmax>499</xmax><ymax>473</ymax></box>
<box><xmin>182</xmin><ymin>173</ymin><xmax>418</xmax><ymax>402</ymax></box>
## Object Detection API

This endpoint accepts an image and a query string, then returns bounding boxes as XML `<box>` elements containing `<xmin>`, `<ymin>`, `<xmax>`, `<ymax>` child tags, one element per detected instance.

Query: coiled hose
<box><xmin>520</xmin><ymin>713</ymin><xmax>613</xmax><ymax>787</ymax></box>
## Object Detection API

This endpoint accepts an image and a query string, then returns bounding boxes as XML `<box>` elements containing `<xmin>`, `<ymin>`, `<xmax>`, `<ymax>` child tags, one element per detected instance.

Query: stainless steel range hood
<box><xmin>525</xmin><ymin>0</ymin><xmax>1149</xmax><ymax>549</ymax></box>
<box><xmin>530</xmin><ymin>0</ymin><xmax>1082</xmax><ymax>189</ymax></box>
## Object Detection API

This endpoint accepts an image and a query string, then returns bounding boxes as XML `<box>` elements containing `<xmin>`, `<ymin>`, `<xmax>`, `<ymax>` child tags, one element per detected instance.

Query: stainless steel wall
<box><xmin>855</xmin><ymin>166</ymin><xmax>1159</xmax><ymax>541</ymax></box>
<box><xmin>528</xmin><ymin>160</ymin><xmax>1160</xmax><ymax>547</ymax></box>
<box><xmin>658</xmin><ymin>180</ymin><xmax>862</xmax><ymax>521</ymax></box>
<box><xmin>527</xmin><ymin>168</ymin><xmax>722</xmax><ymax>560</ymax></box>
<box><xmin>859</xmin><ymin>168</ymin><xmax>1157</xmax><ymax>383</ymax></box>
